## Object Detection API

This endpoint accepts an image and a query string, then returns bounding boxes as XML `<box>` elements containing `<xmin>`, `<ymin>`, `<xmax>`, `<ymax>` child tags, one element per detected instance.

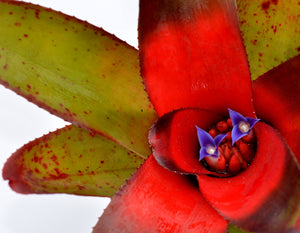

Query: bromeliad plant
<box><xmin>0</xmin><ymin>0</ymin><xmax>300</xmax><ymax>232</ymax></box>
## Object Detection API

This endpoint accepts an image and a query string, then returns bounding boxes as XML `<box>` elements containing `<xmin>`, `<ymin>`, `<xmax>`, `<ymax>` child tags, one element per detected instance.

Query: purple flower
<box><xmin>196</xmin><ymin>126</ymin><xmax>226</xmax><ymax>160</ymax></box>
<box><xmin>229</xmin><ymin>108</ymin><xmax>260</xmax><ymax>145</ymax></box>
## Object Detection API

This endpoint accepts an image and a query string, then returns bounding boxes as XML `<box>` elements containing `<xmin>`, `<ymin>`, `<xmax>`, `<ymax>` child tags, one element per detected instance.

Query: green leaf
<box><xmin>0</xmin><ymin>1</ymin><xmax>157</xmax><ymax>158</ymax></box>
<box><xmin>228</xmin><ymin>224</ymin><xmax>251</xmax><ymax>233</ymax></box>
<box><xmin>3</xmin><ymin>124</ymin><xmax>144</xmax><ymax>197</ymax></box>
<box><xmin>237</xmin><ymin>0</ymin><xmax>300</xmax><ymax>80</ymax></box>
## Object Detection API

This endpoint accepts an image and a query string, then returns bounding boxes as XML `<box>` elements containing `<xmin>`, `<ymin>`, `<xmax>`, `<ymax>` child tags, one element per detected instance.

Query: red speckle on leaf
<box><xmin>49</xmin><ymin>16</ymin><xmax>53</xmax><ymax>20</ymax></box>
<box><xmin>90</xmin><ymin>132</ymin><xmax>95</xmax><ymax>137</ymax></box>
<box><xmin>23</xmin><ymin>34</ymin><xmax>28</xmax><ymax>38</ymax></box>
<box><xmin>271</xmin><ymin>25</ymin><xmax>277</xmax><ymax>33</ymax></box>
<box><xmin>100</xmin><ymin>161</ymin><xmax>104</xmax><ymax>164</ymax></box>
<box><xmin>240</xmin><ymin>19</ymin><xmax>247</xmax><ymax>25</ymax></box>
<box><xmin>34</xmin><ymin>168</ymin><xmax>40</xmax><ymax>173</ymax></box>
<box><xmin>9</xmin><ymin>12</ymin><xmax>13</xmax><ymax>15</ymax></box>
<box><xmin>35</xmin><ymin>10</ymin><xmax>40</xmax><ymax>19</ymax></box>
<box><xmin>14</xmin><ymin>22</ymin><xmax>21</xmax><ymax>26</ymax></box>
<box><xmin>261</xmin><ymin>1</ymin><xmax>270</xmax><ymax>11</ymax></box>
<box><xmin>77</xmin><ymin>185</ymin><xmax>85</xmax><ymax>190</ymax></box>
<box><xmin>50</xmin><ymin>169</ymin><xmax>69</xmax><ymax>179</ymax></box>
<box><xmin>27</xmin><ymin>84</ymin><xmax>31</xmax><ymax>89</ymax></box>
<box><xmin>3</xmin><ymin>64</ymin><xmax>8</xmax><ymax>69</ymax></box>
<box><xmin>32</xmin><ymin>155</ymin><xmax>42</xmax><ymax>163</ymax></box>
<box><xmin>259</xmin><ymin>53</ymin><xmax>263</xmax><ymax>57</ymax></box>
<box><xmin>251</xmin><ymin>40</ymin><xmax>258</xmax><ymax>45</ymax></box>
<box><xmin>271</xmin><ymin>0</ymin><xmax>278</xmax><ymax>5</ymax></box>
<box><xmin>296</xmin><ymin>47</ymin><xmax>300</xmax><ymax>52</ymax></box>
<box><xmin>50</xmin><ymin>155</ymin><xmax>59</xmax><ymax>165</ymax></box>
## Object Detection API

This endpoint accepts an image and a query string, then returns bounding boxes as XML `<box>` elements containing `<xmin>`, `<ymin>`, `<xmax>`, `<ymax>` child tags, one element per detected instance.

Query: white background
<box><xmin>0</xmin><ymin>1</ymin><xmax>139</xmax><ymax>232</ymax></box>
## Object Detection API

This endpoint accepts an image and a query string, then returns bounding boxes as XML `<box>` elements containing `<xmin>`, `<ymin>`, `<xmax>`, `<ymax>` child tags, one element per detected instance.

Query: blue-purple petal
<box><xmin>246</xmin><ymin>117</ymin><xmax>260</xmax><ymax>129</ymax></box>
<box><xmin>232</xmin><ymin>125</ymin><xmax>247</xmax><ymax>145</ymax></box>
<box><xmin>199</xmin><ymin>147</ymin><xmax>211</xmax><ymax>160</ymax></box>
<box><xmin>214</xmin><ymin>134</ymin><xmax>227</xmax><ymax>147</ymax></box>
<box><xmin>228</xmin><ymin>108</ymin><xmax>247</xmax><ymax>125</ymax></box>
<box><xmin>196</xmin><ymin>126</ymin><xmax>215</xmax><ymax>148</ymax></box>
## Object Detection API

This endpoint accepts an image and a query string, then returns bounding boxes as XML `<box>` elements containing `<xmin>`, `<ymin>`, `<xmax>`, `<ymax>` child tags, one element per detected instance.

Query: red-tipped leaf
<box><xmin>3</xmin><ymin>125</ymin><xmax>144</xmax><ymax>197</ymax></box>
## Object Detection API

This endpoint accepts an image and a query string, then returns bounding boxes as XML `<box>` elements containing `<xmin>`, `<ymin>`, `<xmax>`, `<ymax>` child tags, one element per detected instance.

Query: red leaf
<box><xmin>197</xmin><ymin>123</ymin><xmax>300</xmax><ymax>232</ymax></box>
<box><xmin>93</xmin><ymin>155</ymin><xmax>228</xmax><ymax>233</ymax></box>
<box><xmin>253</xmin><ymin>54</ymin><xmax>300</xmax><ymax>164</ymax></box>
<box><xmin>139</xmin><ymin>0</ymin><xmax>255</xmax><ymax>117</ymax></box>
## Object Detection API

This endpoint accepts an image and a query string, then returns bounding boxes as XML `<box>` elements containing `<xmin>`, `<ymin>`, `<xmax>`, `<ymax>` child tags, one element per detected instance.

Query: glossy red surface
<box><xmin>94</xmin><ymin>155</ymin><xmax>228</xmax><ymax>233</ymax></box>
<box><xmin>139</xmin><ymin>0</ymin><xmax>255</xmax><ymax>117</ymax></box>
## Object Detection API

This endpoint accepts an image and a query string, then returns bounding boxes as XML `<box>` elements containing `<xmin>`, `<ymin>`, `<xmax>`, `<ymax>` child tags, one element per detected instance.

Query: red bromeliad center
<box><xmin>203</xmin><ymin>118</ymin><xmax>256</xmax><ymax>175</ymax></box>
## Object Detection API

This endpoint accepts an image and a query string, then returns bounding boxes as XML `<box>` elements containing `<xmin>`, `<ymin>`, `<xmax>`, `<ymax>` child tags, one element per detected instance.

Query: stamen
<box><xmin>239</xmin><ymin>121</ymin><xmax>250</xmax><ymax>133</ymax></box>
<box><xmin>206</xmin><ymin>145</ymin><xmax>216</xmax><ymax>155</ymax></box>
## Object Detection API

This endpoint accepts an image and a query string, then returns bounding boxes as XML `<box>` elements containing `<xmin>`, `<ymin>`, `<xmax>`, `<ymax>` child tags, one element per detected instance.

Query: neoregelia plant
<box><xmin>0</xmin><ymin>0</ymin><xmax>300</xmax><ymax>232</ymax></box>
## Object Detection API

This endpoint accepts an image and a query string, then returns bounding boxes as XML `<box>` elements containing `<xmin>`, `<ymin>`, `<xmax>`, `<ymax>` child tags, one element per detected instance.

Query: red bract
<box><xmin>94</xmin><ymin>0</ymin><xmax>300</xmax><ymax>232</ymax></box>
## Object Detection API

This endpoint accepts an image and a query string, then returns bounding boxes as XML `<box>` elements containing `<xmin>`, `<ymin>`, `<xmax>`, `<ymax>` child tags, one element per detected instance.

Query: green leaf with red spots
<box><xmin>3</xmin><ymin>125</ymin><xmax>144</xmax><ymax>197</ymax></box>
<box><xmin>0</xmin><ymin>1</ymin><xmax>157</xmax><ymax>158</ymax></box>
<box><xmin>237</xmin><ymin>0</ymin><xmax>300</xmax><ymax>80</ymax></box>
